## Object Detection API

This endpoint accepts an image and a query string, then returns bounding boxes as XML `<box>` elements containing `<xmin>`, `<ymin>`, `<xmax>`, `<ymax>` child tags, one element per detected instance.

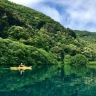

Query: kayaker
<box><xmin>19</xmin><ymin>63</ymin><xmax>24</xmax><ymax>67</ymax></box>
<box><xmin>19</xmin><ymin>63</ymin><xmax>24</xmax><ymax>74</ymax></box>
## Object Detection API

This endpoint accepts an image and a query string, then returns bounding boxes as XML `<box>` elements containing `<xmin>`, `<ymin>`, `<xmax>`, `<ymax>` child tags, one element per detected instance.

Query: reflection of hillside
<box><xmin>0</xmin><ymin>65</ymin><xmax>96</xmax><ymax>96</ymax></box>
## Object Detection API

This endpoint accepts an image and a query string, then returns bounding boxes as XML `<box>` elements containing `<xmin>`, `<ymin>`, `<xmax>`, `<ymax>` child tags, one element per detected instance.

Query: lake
<box><xmin>0</xmin><ymin>64</ymin><xmax>96</xmax><ymax>96</ymax></box>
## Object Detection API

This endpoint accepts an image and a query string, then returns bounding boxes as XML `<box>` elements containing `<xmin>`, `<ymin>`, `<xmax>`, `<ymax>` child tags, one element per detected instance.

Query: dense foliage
<box><xmin>70</xmin><ymin>54</ymin><xmax>88</xmax><ymax>66</ymax></box>
<box><xmin>74</xmin><ymin>30</ymin><xmax>96</xmax><ymax>61</ymax></box>
<box><xmin>0</xmin><ymin>38</ymin><xmax>57</xmax><ymax>65</ymax></box>
<box><xmin>0</xmin><ymin>0</ymin><xmax>96</xmax><ymax>66</ymax></box>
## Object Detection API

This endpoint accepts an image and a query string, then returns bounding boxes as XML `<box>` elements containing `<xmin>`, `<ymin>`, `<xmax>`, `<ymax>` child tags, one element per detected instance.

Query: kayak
<box><xmin>10</xmin><ymin>66</ymin><xmax>32</xmax><ymax>70</ymax></box>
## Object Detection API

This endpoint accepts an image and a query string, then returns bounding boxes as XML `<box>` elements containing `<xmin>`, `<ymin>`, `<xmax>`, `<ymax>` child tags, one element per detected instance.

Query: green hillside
<box><xmin>74</xmin><ymin>30</ymin><xmax>96</xmax><ymax>61</ymax></box>
<box><xmin>0</xmin><ymin>0</ymin><xmax>96</xmax><ymax>66</ymax></box>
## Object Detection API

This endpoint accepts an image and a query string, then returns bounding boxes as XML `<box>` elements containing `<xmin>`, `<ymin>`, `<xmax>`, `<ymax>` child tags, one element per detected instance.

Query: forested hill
<box><xmin>0</xmin><ymin>0</ymin><xmax>96</xmax><ymax>65</ymax></box>
<box><xmin>74</xmin><ymin>30</ymin><xmax>96</xmax><ymax>61</ymax></box>
<box><xmin>74</xmin><ymin>30</ymin><xmax>96</xmax><ymax>49</ymax></box>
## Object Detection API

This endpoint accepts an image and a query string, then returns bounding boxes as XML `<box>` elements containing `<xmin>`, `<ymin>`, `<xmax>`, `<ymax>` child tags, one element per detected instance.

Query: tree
<box><xmin>8</xmin><ymin>25</ymin><xmax>30</xmax><ymax>40</ymax></box>
<box><xmin>66</xmin><ymin>28</ymin><xmax>76</xmax><ymax>38</ymax></box>
<box><xmin>70</xmin><ymin>54</ymin><xmax>88</xmax><ymax>66</ymax></box>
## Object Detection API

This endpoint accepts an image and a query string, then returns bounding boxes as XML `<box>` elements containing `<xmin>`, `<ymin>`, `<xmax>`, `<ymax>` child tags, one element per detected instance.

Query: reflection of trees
<box><xmin>1</xmin><ymin>65</ymin><xmax>96</xmax><ymax>96</ymax></box>
<box><xmin>60</xmin><ymin>65</ymin><xmax>65</xmax><ymax>80</ymax></box>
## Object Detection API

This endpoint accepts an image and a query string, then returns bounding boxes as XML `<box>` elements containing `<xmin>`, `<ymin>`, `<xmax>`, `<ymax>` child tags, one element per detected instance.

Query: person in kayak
<box><xmin>19</xmin><ymin>63</ymin><xmax>24</xmax><ymax>67</ymax></box>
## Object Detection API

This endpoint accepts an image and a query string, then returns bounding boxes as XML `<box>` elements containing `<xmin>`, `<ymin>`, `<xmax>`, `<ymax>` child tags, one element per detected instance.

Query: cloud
<box><xmin>8</xmin><ymin>0</ymin><xmax>96</xmax><ymax>32</ymax></box>
<box><xmin>8</xmin><ymin>0</ymin><xmax>44</xmax><ymax>4</ymax></box>
<box><xmin>54</xmin><ymin>0</ymin><xmax>96</xmax><ymax>32</ymax></box>
<box><xmin>29</xmin><ymin>4</ymin><xmax>63</xmax><ymax>23</ymax></box>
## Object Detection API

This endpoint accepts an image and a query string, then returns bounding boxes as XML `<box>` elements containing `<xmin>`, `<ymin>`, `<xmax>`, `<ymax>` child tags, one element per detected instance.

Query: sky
<box><xmin>8</xmin><ymin>0</ymin><xmax>96</xmax><ymax>32</ymax></box>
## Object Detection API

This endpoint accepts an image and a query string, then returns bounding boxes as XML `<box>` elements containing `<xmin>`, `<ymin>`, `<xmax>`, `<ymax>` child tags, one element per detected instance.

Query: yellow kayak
<box><xmin>10</xmin><ymin>66</ymin><xmax>32</xmax><ymax>70</ymax></box>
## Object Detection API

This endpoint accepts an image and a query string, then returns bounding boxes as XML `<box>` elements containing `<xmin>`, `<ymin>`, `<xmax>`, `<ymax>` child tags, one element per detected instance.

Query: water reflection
<box><xmin>0</xmin><ymin>64</ymin><xmax>96</xmax><ymax>96</ymax></box>
<box><xmin>19</xmin><ymin>69</ymin><xmax>24</xmax><ymax>74</ymax></box>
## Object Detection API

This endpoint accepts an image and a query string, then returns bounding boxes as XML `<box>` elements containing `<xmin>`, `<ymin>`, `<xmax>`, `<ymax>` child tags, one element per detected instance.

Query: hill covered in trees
<box><xmin>0</xmin><ymin>0</ymin><xmax>96</xmax><ymax>66</ymax></box>
<box><xmin>74</xmin><ymin>30</ymin><xmax>96</xmax><ymax>61</ymax></box>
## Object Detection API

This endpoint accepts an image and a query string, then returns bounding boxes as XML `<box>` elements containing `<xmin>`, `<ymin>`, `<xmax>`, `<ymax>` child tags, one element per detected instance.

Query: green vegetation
<box><xmin>70</xmin><ymin>54</ymin><xmax>88</xmax><ymax>66</ymax></box>
<box><xmin>0</xmin><ymin>0</ymin><xmax>96</xmax><ymax>66</ymax></box>
<box><xmin>74</xmin><ymin>30</ymin><xmax>96</xmax><ymax>61</ymax></box>
<box><xmin>0</xmin><ymin>38</ymin><xmax>57</xmax><ymax>65</ymax></box>
<box><xmin>88</xmin><ymin>61</ymin><xmax>96</xmax><ymax>65</ymax></box>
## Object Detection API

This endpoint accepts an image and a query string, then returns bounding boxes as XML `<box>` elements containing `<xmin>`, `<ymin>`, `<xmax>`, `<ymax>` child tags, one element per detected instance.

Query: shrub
<box><xmin>70</xmin><ymin>54</ymin><xmax>88</xmax><ymax>66</ymax></box>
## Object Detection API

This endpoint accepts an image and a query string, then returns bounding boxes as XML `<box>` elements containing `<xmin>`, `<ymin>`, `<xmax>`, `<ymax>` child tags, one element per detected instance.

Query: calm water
<box><xmin>0</xmin><ymin>64</ymin><xmax>96</xmax><ymax>96</ymax></box>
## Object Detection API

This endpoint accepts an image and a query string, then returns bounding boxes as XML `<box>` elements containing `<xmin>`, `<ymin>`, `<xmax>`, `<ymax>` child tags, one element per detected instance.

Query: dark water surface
<box><xmin>0</xmin><ymin>64</ymin><xmax>96</xmax><ymax>96</ymax></box>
